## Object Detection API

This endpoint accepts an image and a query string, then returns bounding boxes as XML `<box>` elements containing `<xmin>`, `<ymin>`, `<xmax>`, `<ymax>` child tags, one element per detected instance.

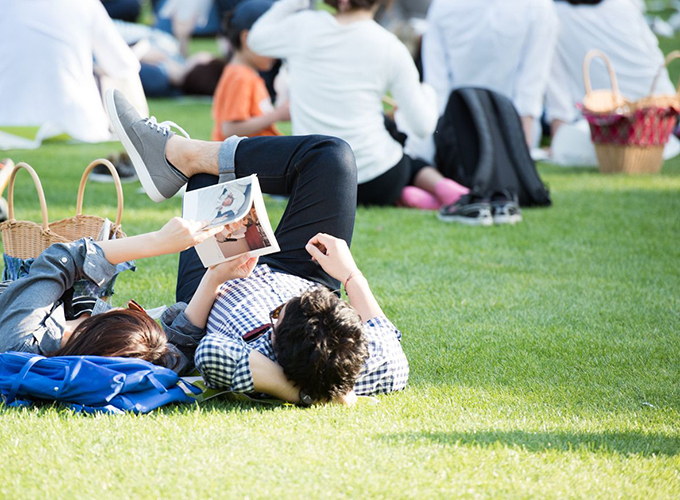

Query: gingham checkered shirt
<box><xmin>195</xmin><ymin>264</ymin><xmax>409</xmax><ymax>396</ymax></box>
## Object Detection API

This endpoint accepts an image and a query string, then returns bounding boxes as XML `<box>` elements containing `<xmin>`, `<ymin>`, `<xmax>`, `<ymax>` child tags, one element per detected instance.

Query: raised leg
<box><xmin>175</xmin><ymin>135</ymin><xmax>357</xmax><ymax>302</ymax></box>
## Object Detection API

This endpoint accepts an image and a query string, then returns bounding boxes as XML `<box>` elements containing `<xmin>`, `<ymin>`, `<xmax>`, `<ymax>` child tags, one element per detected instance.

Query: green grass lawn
<box><xmin>1</xmin><ymin>26</ymin><xmax>680</xmax><ymax>499</ymax></box>
<box><xmin>1</xmin><ymin>99</ymin><xmax>678</xmax><ymax>499</ymax></box>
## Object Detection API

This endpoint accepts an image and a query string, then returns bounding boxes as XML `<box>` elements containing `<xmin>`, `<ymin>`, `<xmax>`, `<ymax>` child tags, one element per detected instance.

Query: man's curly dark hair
<box><xmin>272</xmin><ymin>288</ymin><xmax>368</xmax><ymax>401</ymax></box>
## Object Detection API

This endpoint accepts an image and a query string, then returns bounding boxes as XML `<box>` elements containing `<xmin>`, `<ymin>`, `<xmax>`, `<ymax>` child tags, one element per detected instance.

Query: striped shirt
<box><xmin>195</xmin><ymin>264</ymin><xmax>409</xmax><ymax>396</ymax></box>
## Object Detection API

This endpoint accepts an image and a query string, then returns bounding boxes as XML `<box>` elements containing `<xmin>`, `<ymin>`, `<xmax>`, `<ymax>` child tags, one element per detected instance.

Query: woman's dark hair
<box><xmin>48</xmin><ymin>309</ymin><xmax>170</xmax><ymax>366</ymax></box>
<box><xmin>324</xmin><ymin>0</ymin><xmax>393</xmax><ymax>12</ymax></box>
<box><xmin>272</xmin><ymin>288</ymin><xmax>368</xmax><ymax>402</ymax></box>
<box><xmin>222</xmin><ymin>10</ymin><xmax>243</xmax><ymax>51</ymax></box>
<box><xmin>181</xmin><ymin>58</ymin><xmax>227</xmax><ymax>96</ymax></box>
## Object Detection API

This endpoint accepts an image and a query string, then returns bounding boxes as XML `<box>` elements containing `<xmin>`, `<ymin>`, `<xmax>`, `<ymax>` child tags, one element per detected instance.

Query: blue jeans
<box><xmin>139</xmin><ymin>63</ymin><xmax>180</xmax><ymax>98</ymax></box>
<box><xmin>176</xmin><ymin>135</ymin><xmax>358</xmax><ymax>303</ymax></box>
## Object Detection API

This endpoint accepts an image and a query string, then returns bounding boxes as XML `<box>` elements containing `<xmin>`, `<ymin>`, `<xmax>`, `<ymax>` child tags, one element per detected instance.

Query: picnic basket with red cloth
<box><xmin>580</xmin><ymin>50</ymin><xmax>680</xmax><ymax>174</ymax></box>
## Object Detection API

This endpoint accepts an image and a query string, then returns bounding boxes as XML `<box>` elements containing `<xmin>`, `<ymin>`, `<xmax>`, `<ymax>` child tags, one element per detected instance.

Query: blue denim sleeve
<box><xmin>0</xmin><ymin>238</ymin><xmax>117</xmax><ymax>355</ymax></box>
<box><xmin>161</xmin><ymin>302</ymin><xmax>205</xmax><ymax>375</ymax></box>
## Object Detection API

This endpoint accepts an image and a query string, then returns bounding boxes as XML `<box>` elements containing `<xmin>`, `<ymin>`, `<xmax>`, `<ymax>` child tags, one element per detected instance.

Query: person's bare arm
<box><xmin>221</xmin><ymin>103</ymin><xmax>290</xmax><ymax>138</ymax></box>
<box><xmin>305</xmin><ymin>233</ymin><xmax>383</xmax><ymax>322</ymax></box>
<box><xmin>96</xmin><ymin>218</ymin><xmax>223</xmax><ymax>265</ymax></box>
<box><xmin>521</xmin><ymin>116</ymin><xmax>535</xmax><ymax>149</ymax></box>
<box><xmin>183</xmin><ymin>255</ymin><xmax>259</xmax><ymax>329</ymax></box>
<box><xmin>249</xmin><ymin>351</ymin><xmax>301</xmax><ymax>402</ymax></box>
<box><xmin>249</xmin><ymin>350</ymin><xmax>357</xmax><ymax>405</ymax></box>
<box><xmin>551</xmin><ymin>119</ymin><xmax>565</xmax><ymax>138</ymax></box>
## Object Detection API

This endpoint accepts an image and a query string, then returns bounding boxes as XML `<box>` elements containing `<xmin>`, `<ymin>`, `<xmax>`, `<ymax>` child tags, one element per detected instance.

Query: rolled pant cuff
<box><xmin>218</xmin><ymin>136</ymin><xmax>245</xmax><ymax>183</ymax></box>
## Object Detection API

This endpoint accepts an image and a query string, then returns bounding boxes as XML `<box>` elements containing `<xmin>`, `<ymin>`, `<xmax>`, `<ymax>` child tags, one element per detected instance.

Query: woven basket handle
<box><xmin>583</xmin><ymin>49</ymin><xmax>620</xmax><ymax>96</ymax></box>
<box><xmin>77</xmin><ymin>159</ymin><xmax>124</xmax><ymax>228</ymax></box>
<box><xmin>649</xmin><ymin>50</ymin><xmax>680</xmax><ymax>96</ymax></box>
<box><xmin>6</xmin><ymin>162</ymin><xmax>50</xmax><ymax>230</ymax></box>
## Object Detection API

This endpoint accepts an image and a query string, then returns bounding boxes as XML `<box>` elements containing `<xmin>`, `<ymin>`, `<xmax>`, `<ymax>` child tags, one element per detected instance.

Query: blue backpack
<box><xmin>0</xmin><ymin>352</ymin><xmax>200</xmax><ymax>414</ymax></box>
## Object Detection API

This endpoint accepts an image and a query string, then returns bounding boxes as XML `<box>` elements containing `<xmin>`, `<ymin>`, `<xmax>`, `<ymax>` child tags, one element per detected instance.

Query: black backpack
<box><xmin>434</xmin><ymin>88</ymin><xmax>551</xmax><ymax>207</ymax></box>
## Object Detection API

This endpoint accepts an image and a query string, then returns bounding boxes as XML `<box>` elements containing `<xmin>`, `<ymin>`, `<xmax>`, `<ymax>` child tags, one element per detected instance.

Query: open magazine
<box><xmin>182</xmin><ymin>174</ymin><xmax>279</xmax><ymax>267</ymax></box>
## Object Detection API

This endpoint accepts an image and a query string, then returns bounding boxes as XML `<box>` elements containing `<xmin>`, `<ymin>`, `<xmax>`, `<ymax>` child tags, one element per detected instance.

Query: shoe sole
<box><xmin>493</xmin><ymin>214</ymin><xmax>523</xmax><ymax>225</ymax></box>
<box><xmin>437</xmin><ymin>213</ymin><xmax>493</xmax><ymax>226</ymax></box>
<box><xmin>105</xmin><ymin>90</ymin><xmax>166</xmax><ymax>203</ymax></box>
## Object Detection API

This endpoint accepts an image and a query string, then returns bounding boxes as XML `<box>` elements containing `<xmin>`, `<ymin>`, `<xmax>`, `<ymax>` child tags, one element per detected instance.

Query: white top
<box><xmin>421</xmin><ymin>0</ymin><xmax>558</xmax><ymax>118</ymax></box>
<box><xmin>0</xmin><ymin>0</ymin><xmax>140</xmax><ymax>142</ymax></box>
<box><xmin>546</xmin><ymin>0</ymin><xmax>676</xmax><ymax>123</ymax></box>
<box><xmin>248</xmin><ymin>0</ymin><xmax>438</xmax><ymax>184</ymax></box>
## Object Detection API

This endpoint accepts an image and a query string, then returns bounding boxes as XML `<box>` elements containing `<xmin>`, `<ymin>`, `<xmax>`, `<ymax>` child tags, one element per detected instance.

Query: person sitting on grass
<box><xmin>211</xmin><ymin>0</ymin><xmax>290</xmax><ymax>141</ymax></box>
<box><xmin>247</xmin><ymin>0</ymin><xmax>469</xmax><ymax>211</ymax></box>
<box><xmin>421</xmin><ymin>0</ymin><xmax>557</xmax><ymax>148</ymax></box>
<box><xmin>107</xmin><ymin>89</ymin><xmax>409</xmax><ymax>406</ymax></box>
<box><xmin>0</xmin><ymin>217</ymin><xmax>257</xmax><ymax>367</ymax></box>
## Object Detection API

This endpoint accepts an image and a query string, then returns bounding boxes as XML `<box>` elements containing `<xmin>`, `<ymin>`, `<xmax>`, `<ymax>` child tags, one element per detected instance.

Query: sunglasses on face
<box><xmin>269</xmin><ymin>302</ymin><xmax>285</xmax><ymax>325</ymax></box>
<box><xmin>127</xmin><ymin>299</ymin><xmax>147</xmax><ymax>314</ymax></box>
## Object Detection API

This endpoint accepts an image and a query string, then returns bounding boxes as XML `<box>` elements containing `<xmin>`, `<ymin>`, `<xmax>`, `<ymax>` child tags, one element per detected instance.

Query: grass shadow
<box><xmin>380</xmin><ymin>430</ymin><xmax>680</xmax><ymax>457</ymax></box>
<box><xmin>0</xmin><ymin>394</ymin><xmax>288</xmax><ymax>417</ymax></box>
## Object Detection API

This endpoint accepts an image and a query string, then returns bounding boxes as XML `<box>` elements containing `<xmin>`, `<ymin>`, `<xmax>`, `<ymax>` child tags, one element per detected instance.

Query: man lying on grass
<box><xmin>107</xmin><ymin>90</ymin><xmax>408</xmax><ymax>406</ymax></box>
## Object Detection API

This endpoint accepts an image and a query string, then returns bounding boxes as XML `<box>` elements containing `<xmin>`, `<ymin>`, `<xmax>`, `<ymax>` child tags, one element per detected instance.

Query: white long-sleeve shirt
<box><xmin>248</xmin><ymin>0</ymin><xmax>437</xmax><ymax>184</ymax></box>
<box><xmin>546</xmin><ymin>0</ymin><xmax>675</xmax><ymax>123</ymax></box>
<box><xmin>0</xmin><ymin>0</ymin><xmax>140</xmax><ymax>142</ymax></box>
<box><xmin>422</xmin><ymin>0</ymin><xmax>558</xmax><ymax>118</ymax></box>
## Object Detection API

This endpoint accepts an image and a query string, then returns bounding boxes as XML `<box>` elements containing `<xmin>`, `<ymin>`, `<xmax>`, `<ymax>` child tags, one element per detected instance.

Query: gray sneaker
<box><xmin>105</xmin><ymin>89</ymin><xmax>189</xmax><ymax>202</ymax></box>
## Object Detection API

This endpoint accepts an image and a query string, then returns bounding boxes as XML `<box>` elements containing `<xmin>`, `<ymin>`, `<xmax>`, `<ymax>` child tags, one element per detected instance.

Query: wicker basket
<box><xmin>0</xmin><ymin>162</ymin><xmax>70</xmax><ymax>260</ymax></box>
<box><xmin>582</xmin><ymin>50</ymin><xmax>680</xmax><ymax>174</ymax></box>
<box><xmin>594</xmin><ymin>144</ymin><xmax>665</xmax><ymax>174</ymax></box>
<box><xmin>582</xmin><ymin>50</ymin><xmax>627</xmax><ymax>114</ymax></box>
<box><xmin>51</xmin><ymin>159</ymin><xmax>126</xmax><ymax>241</ymax></box>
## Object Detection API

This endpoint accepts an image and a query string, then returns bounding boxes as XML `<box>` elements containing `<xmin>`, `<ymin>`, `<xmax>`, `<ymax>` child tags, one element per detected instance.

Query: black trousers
<box><xmin>176</xmin><ymin>135</ymin><xmax>358</xmax><ymax>303</ymax></box>
<box><xmin>357</xmin><ymin>154</ymin><xmax>428</xmax><ymax>206</ymax></box>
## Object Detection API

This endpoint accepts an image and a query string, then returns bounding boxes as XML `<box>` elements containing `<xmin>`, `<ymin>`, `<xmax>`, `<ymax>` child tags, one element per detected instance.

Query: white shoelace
<box><xmin>143</xmin><ymin>116</ymin><xmax>191</xmax><ymax>139</ymax></box>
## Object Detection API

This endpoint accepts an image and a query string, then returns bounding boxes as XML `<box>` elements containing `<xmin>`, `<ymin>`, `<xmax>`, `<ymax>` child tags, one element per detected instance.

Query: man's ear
<box><xmin>240</xmin><ymin>29</ymin><xmax>250</xmax><ymax>48</ymax></box>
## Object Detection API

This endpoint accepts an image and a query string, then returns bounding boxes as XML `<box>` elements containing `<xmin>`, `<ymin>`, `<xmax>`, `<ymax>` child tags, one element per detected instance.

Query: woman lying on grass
<box><xmin>0</xmin><ymin>218</ymin><xmax>257</xmax><ymax>367</ymax></box>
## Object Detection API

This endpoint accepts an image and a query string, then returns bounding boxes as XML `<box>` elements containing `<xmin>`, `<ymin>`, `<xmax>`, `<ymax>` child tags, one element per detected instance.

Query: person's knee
<box><xmin>310</xmin><ymin>136</ymin><xmax>357</xmax><ymax>184</ymax></box>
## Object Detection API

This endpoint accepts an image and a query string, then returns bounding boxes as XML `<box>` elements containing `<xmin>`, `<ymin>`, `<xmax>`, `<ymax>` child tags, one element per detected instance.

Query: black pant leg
<box><xmin>357</xmin><ymin>155</ymin><xmax>410</xmax><ymax>206</ymax></box>
<box><xmin>176</xmin><ymin>135</ymin><xmax>358</xmax><ymax>302</ymax></box>
<box><xmin>234</xmin><ymin>135</ymin><xmax>357</xmax><ymax>290</ymax></box>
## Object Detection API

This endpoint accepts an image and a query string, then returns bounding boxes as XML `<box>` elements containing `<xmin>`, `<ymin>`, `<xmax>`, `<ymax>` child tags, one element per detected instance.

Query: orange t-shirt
<box><xmin>211</xmin><ymin>64</ymin><xmax>281</xmax><ymax>141</ymax></box>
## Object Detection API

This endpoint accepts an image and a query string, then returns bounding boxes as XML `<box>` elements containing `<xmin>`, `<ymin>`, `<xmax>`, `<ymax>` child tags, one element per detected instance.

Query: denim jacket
<box><xmin>0</xmin><ymin>239</ymin><xmax>205</xmax><ymax>372</ymax></box>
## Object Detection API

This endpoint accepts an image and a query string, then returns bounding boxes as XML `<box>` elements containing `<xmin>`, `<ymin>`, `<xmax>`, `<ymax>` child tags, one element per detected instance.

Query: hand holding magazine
<box><xmin>182</xmin><ymin>175</ymin><xmax>279</xmax><ymax>267</ymax></box>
